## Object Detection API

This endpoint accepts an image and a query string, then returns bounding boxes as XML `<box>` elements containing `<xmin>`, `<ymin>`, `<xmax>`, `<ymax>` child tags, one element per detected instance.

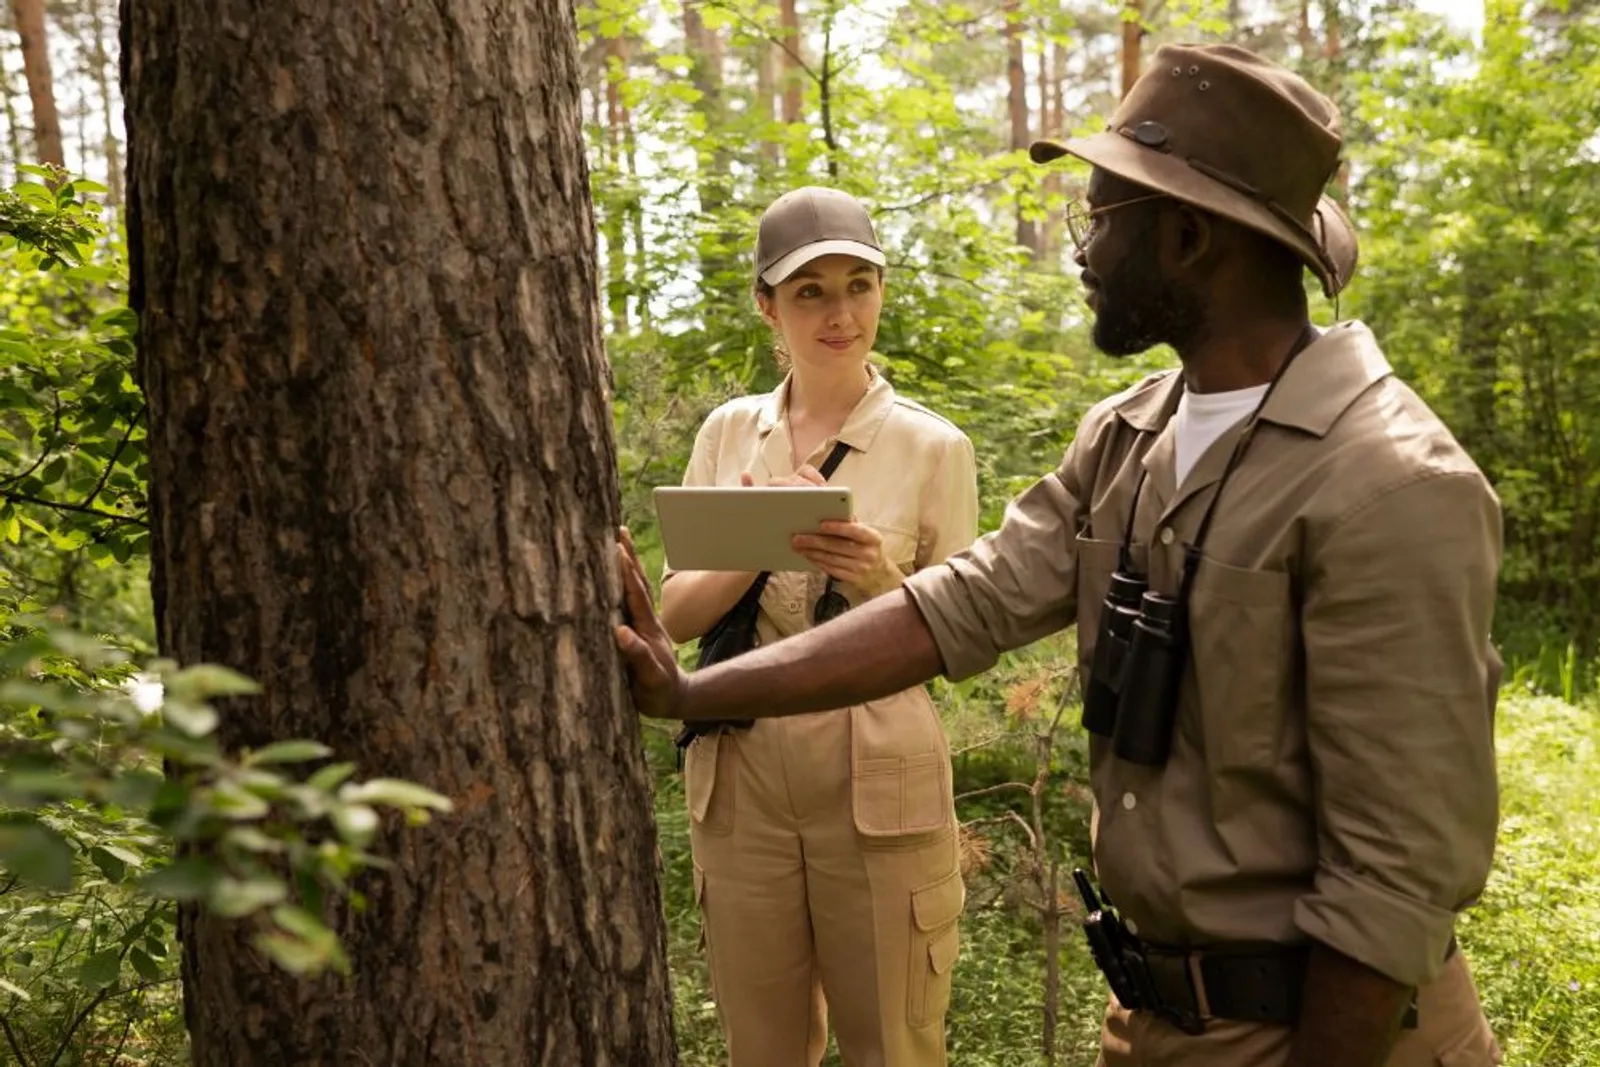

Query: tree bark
<box><xmin>89</xmin><ymin>0</ymin><xmax>124</xmax><ymax>205</ymax></box>
<box><xmin>1004</xmin><ymin>0</ymin><xmax>1037</xmax><ymax>255</ymax></box>
<box><xmin>9</xmin><ymin>0</ymin><xmax>63</xmax><ymax>167</ymax></box>
<box><xmin>1038</xmin><ymin>35</ymin><xmax>1063</xmax><ymax>264</ymax></box>
<box><xmin>1120</xmin><ymin>0</ymin><xmax>1143</xmax><ymax>100</ymax></box>
<box><xmin>754</xmin><ymin>38</ymin><xmax>779</xmax><ymax>168</ymax></box>
<box><xmin>120</xmin><ymin>1</ymin><xmax>678</xmax><ymax>1064</ymax></box>
<box><xmin>779</xmin><ymin>0</ymin><xmax>803</xmax><ymax>126</ymax></box>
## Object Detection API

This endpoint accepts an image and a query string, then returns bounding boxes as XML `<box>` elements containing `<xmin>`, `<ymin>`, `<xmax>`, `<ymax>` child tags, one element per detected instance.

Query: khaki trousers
<box><xmin>1095</xmin><ymin>948</ymin><xmax>1503</xmax><ymax>1066</ymax></box>
<box><xmin>685</xmin><ymin>703</ymin><xmax>963</xmax><ymax>1067</ymax></box>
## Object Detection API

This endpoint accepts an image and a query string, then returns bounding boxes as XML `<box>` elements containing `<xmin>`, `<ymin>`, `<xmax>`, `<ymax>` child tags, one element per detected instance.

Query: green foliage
<box><xmin>0</xmin><ymin>172</ymin><xmax>452</xmax><ymax>1065</ymax></box>
<box><xmin>1</xmin><ymin>164</ymin><xmax>148</xmax><ymax>646</ymax></box>
<box><xmin>1347</xmin><ymin>1</ymin><xmax>1600</xmax><ymax>689</ymax></box>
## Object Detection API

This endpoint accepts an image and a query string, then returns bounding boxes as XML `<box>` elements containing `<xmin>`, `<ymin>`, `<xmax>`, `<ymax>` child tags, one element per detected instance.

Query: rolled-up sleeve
<box><xmin>903</xmin><ymin>446</ymin><xmax>1086</xmax><ymax>682</ymax></box>
<box><xmin>1294</xmin><ymin>470</ymin><xmax>1502</xmax><ymax>987</ymax></box>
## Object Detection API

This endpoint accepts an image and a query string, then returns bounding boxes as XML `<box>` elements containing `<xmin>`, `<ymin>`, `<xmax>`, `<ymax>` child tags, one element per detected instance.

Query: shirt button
<box><xmin>1122</xmin><ymin>792</ymin><xmax>1137</xmax><ymax>811</ymax></box>
<box><xmin>1126</xmin><ymin>919</ymin><xmax>1140</xmax><ymax>936</ymax></box>
<box><xmin>1159</xmin><ymin>527</ymin><xmax>1175</xmax><ymax>545</ymax></box>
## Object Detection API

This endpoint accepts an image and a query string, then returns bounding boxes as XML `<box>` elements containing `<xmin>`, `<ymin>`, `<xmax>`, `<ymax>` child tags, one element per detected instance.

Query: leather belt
<box><xmin>1137</xmin><ymin>938</ymin><xmax>1448</xmax><ymax>1032</ymax></box>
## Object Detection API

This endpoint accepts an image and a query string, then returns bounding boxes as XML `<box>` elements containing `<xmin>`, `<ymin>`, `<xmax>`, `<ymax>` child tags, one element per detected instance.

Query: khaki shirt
<box><xmin>668</xmin><ymin>369</ymin><xmax>979</xmax><ymax>647</ymax></box>
<box><xmin>904</xmin><ymin>322</ymin><xmax>1502</xmax><ymax>988</ymax></box>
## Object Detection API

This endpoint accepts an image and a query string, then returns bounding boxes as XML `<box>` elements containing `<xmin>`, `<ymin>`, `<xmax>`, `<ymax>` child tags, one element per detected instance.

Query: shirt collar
<box><xmin>756</xmin><ymin>365</ymin><xmax>898</xmax><ymax>453</ymax></box>
<box><xmin>1111</xmin><ymin>321</ymin><xmax>1392</xmax><ymax>439</ymax></box>
<box><xmin>1113</xmin><ymin>369</ymin><xmax>1184</xmax><ymax>433</ymax></box>
<box><xmin>1261</xmin><ymin>321</ymin><xmax>1393</xmax><ymax>437</ymax></box>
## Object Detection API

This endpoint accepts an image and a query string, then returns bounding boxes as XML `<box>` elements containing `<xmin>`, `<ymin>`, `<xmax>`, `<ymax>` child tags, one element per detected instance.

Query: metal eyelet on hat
<box><xmin>1199</xmin><ymin>81</ymin><xmax>1211</xmax><ymax>90</ymax></box>
<box><xmin>1189</xmin><ymin>65</ymin><xmax>1199</xmax><ymax>75</ymax></box>
<box><xmin>1172</xmin><ymin>66</ymin><xmax>1181</xmax><ymax>76</ymax></box>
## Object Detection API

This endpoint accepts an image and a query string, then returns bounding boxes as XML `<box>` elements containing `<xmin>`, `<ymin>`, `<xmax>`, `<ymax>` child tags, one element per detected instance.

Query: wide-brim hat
<box><xmin>1031</xmin><ymin>43</ymin><xmax>1358</xmax><ymax>298</ymax></box>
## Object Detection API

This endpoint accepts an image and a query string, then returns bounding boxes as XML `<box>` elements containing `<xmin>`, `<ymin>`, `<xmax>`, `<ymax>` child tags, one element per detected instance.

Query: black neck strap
<box><xmin>750</xmin><ymin>439</ymin><xmax>854</xmax><ymax>598</ymax></box>
<box><xmin>1116</xmin><ymin>323</ymin><xmax>1319</xmax><ymax>585</ymax></box>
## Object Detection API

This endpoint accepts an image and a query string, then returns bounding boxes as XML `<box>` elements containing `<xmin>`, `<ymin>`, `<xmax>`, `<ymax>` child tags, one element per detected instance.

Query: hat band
<box><xmin>1115</xmin><ymin>125</ymin><xmax>1341</xmax><ymax>283</ymax></box>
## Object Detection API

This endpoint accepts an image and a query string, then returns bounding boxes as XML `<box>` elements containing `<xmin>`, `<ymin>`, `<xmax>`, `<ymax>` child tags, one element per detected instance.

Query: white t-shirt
<box><xmin>1172</xmin><ymin>384</ymin><xmax>1269</xmax><ymax>488</ymax></box>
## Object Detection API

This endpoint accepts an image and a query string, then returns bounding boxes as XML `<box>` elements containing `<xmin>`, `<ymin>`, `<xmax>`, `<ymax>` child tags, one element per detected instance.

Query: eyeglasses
<box><xmin>1065</xmin><ymin>193</ymin><xmax>1168</xmax><ymax>252</ymax></box>
<box><xmin>813</xmin><ymin>579</ymin><xmax>850</xmax><ymax>625</ymax></box>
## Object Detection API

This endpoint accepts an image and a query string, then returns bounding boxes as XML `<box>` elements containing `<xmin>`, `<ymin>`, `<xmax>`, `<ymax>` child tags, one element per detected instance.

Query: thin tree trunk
<box><xmin>121</xmin><ymin>0</ymin><xmax>678</xmax><ymax>1062</ymax></box>
<box><xmin>1</xmin><ymin>43</ymin><xmax>26</xmax><ymax>177</ymax></box>
<box><xmin>1037</xmin><ymin>35</ymin><xmax>1063</xmax><ymax>264</ymax></box>
<box><xmin>9</xmin><ymin>0</ymin><xmax>63</xmax><ymax>167</ymax></box>
<box><xmin>603</xmin><ymin>35</ymin><xmax>630</xmax><ymax>328</ymax></box>
<box><xmin>754</xmin><ymin>38</ymin><xmax>779</xmax><ymax>168</ymax></box>
<box><xmin>1120</xmin><ymin>0</ymin><xmax>1143</xmax><ymax>99</ymax></box>
<box><xmin>1297</xmin><ymin>0</ymin><xmax>1315</xmax><ymax>61</ymax></box>
<box><xmin>779</xmin><ymin>0</ymin><xmax>802</xmax><ymax>126</ymax></box>
<box><xmin>1321</xmin><ymin>0</ymin><xmax>1347</xmax><ymax>198</ymax></box>
<box><xmin>1004</xmin><ymin>0</ymin><xmax>1037</xmax><ymax>255</ymax></box>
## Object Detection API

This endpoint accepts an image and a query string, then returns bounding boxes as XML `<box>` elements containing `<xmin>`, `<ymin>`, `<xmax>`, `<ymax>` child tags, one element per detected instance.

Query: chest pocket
<box><xmin>1187</xmin><ymin>557</ymin><xmax>1296</xmax><ymax>774</ymax></box>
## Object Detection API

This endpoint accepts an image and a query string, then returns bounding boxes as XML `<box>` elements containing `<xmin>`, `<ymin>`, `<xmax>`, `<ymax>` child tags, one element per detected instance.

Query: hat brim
<box><xmin>1030</xmin><ymin>134</ymin><xmax>1357</xmax><ymax>298</ymax></box>
<box><xmin>761</xmin><ymin>239</ymin><xmax>888</xmax><ymax>286</ymax></box>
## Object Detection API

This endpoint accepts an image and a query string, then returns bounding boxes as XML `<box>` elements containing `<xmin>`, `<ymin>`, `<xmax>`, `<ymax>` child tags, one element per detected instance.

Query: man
<box><xmin>617</xmin><ymin>43</ymin><xmax>1504</xmax><ymax>1067</ymax></box>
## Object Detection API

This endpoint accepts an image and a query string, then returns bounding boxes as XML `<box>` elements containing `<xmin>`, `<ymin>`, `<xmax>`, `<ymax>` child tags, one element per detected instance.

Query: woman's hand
<box><xmin>791</xmin><ymin>520</ymin><xmax>904</xmax><ymax>598</ymax></box>
<box><xmin>740</xmin><ymin>465</ymin><xmax>825</xmax><ymax>489</ymax></box>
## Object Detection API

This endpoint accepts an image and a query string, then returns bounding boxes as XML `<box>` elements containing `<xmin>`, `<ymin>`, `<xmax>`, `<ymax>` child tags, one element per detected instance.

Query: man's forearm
<box><xmin>684</xmin><ymin>589</ymin><xmax>944</xmax><ymax>720</ymax></box>
<box><xmin>1286</xmin><ymin>942</ymin><xmax>1412</xmax><ymax>1067</ymax></box>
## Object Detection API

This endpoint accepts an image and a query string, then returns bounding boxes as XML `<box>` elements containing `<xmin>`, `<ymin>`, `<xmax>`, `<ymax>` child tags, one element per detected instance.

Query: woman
<box><xmin>658</xmin><ymin>185</ymin><xmax>979</xmax><ymax>1067</ymax></box>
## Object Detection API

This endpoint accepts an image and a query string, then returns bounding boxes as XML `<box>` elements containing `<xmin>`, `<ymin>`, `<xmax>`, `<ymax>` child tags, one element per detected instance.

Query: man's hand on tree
<box><xmin>614</xmin><ymin>527</ymin><xmax>690</xmax><ymax>720</ymax></box>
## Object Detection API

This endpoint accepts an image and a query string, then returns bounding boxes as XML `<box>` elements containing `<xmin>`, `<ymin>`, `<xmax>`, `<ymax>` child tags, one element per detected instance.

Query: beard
<box><xmin>1090</xmin><ymin>235</ymin><xmax>1209</xmax><ymax>358</ymax></box>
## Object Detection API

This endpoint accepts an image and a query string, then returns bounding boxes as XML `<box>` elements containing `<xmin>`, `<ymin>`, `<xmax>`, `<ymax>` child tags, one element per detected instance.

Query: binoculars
<box><xmin>1081</xmin><ymin>567</ymin><xmax>1189</xmax><ymax>766</ymax></box>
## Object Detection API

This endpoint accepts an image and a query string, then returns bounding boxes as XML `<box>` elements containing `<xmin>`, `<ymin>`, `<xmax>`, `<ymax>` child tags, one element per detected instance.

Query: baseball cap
<box><xmin>754</xmin><ymin>186</ymin><xmax>887</xmax><ymax>287</ymax></box>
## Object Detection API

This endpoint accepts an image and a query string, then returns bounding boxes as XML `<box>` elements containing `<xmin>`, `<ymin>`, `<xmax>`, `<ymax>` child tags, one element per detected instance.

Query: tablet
<box><xmin>654</xmin><ymin>486</ymin><xmax>854</xmax><ymax>572</ymax></box>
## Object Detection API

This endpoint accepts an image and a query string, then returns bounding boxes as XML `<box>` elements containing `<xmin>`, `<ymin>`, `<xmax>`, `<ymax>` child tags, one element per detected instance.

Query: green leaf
<box><xmin>78</xmin><ymin>948</ymin><xmax>122</xmax><ymax>990</ymax></box>
<box><xmin>168</xmin><ymin>664</ymin><xmax>261</xmax><ymax>699</ymax></box>
<box><xmin>90</xmin><ymin>845</ymin><xmax>128</xmax><ymax>883</ymax></box>
<box><xmin>139</xmin><ymin>858</ymin><xmax>220</xmax><ymax>901</ymax></box>
<box><xmin>339</xmin><ymin>778</ymin><xmax>454</xmax><ymax>813</ymax></box>
<box><xmin>307</xmin><ymin>761</ymin><xmax>358</xmax><ymax>792</ymax></box>
<box><xmin>130</xmin><ymin>948</ymin><xmax>164</xmax><ymax>982</ymax></box>
<box><xmin>0</xmin><ymin>817</ymin><xmax>74</xmax><ymax>891</ymax></box>
<box><xmin>247</xmin><ymin>740</ymin><xmax>333</xmax><ymax>766</ymax></box>
<box><xmin>253</xmin><ymin>932</ymin><xmax>329</xmax><ymax>976</ymax></box>
<box><xmin>208</xmin><ymin>875</ymin><xmax>288</xmax><ymax>918</ymax></box>
<box><xmin>159</xmin><ymin>699</ymin><xmax>218</xmax><ymax>738</ymax></box>
<box><xmin>332</xmin><ymin>804</ymin><xmax>379</xmax><ymax>847</ymax></box>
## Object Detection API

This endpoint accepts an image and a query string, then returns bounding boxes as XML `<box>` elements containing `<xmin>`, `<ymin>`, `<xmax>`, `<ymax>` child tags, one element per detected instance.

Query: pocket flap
<box><xmin>911</xmin><ymin>869</ymin><xmax>965</xmax><ymax>932</ymax></box>
<box><xmin>929</xmin><ymin>925</ymin><xmax>960</xmax><ymax>975</ymax></box>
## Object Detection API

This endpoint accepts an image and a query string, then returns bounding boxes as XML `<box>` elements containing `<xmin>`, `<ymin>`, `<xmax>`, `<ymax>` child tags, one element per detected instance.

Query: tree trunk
<box><xmin>1</xmin><ymin>43</ymin><xmax>27</xmax><ymax>176</ymax></box>
<box><xmin>1004</xmin><ymin>0</ymin><xmax>1037</xmax><ymax>255</ymax></box>
<box><xmin>604</xmin><ymin>34</ymin><xmax>631</xmax><ymax>328</ymax></box>
<box><xmin>1120</xmin><ymin>0</ymin><xmax>1143</xmax><ymax>100</ymax></box>
<box><xmin>779</xmin><ymin>0</ymin><xmax>803</xmax><ymax>126</ymax></box>
<box><xmin>1320</xmin><ymin>0</ymin><xmax>1348</xmax><ymax>199</ymax></box>
<box><xmin>754</xmin><ymin>38</ymin><xmax>779</xmax><ymax>168</ymax></box>
<box><xmin>120</xmin><ymin>1</ymin><xmax>678</xmax><ymax>1064</ymax></box>
<box><xmin>9</xmin><ymin>0</ymin><xmax>63</xmax><ymax>167</ymax></box>
<box><xmin>1038</xmin><ymin>35</ymin><xmax>1064</xmax><ymax>265</ymax></box>
<box><xmin>1297</xmin><ymin>0</ymin><xmax>1315</xmax><ymax>62</ymax></box>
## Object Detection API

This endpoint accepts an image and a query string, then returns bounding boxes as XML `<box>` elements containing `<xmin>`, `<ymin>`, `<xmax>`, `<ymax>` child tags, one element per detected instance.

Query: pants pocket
<box><xmin>685</xmin><ymin>732</ymin><xmax>734</xmax><ymax>834</ymax></box>
<box><xmin>907</xmin><ymin>868</ymin><xmax>964</xmax><ymax>1029</ymax></box>
<box><xmin>693</xmin><ymin>864</ymin><xmax>709</xmax><ymax>954</ymax></box>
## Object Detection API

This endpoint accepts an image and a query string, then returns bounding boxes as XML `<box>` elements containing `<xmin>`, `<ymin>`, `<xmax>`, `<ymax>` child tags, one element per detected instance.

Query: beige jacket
<box><xmin>904</xmin><ymin>321</ymin><xmax>1503</xmax><ymax>987</ymax></box>
<box><xmin>670</xmin><ymin>369</ymin><xmax>980</xmax><ymax>836</ymax></box>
